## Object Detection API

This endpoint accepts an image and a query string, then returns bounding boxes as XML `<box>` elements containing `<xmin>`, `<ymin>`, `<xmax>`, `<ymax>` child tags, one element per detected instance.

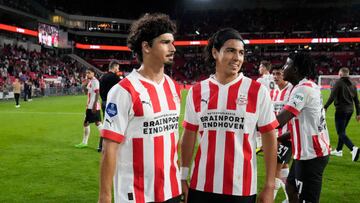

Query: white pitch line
<box><xmin>0</xmin><ymin>111</ymin><xmax>83</xmax><ymax>115</ymax></box>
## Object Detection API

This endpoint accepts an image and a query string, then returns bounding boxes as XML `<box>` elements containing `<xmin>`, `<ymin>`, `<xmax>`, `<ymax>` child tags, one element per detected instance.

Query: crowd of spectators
<box><xmin>0</xmin><ymin>44</ymin><xmax>87</xmax><ymax>97</ymax></box>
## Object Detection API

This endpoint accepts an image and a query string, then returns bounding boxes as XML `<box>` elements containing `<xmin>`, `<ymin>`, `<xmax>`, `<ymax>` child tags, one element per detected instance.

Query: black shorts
<box><xmin>277</xmin><ymin>140</ymin><xmax>292</xmax><ymax>164</ymax></box>
<box><xmin>187</xmin><ymin>188</ymin><xmax>256</xmax><ymax>203</ymax></box>
<box><xmin>84</xmin><ymin>109</ymin><xmax>101</xmax><ymax>123</ymax></box>
<box><xmin>287</xmin><ymin>156</ymin><xmax>329</xmax><ymax>203</ymax></box>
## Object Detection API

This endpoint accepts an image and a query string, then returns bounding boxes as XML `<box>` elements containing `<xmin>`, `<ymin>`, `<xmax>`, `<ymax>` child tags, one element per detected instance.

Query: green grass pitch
<box><xmin>0</xmin><ymin>90</ymin><xmax>359</xmax><ymax>202</ymax></box>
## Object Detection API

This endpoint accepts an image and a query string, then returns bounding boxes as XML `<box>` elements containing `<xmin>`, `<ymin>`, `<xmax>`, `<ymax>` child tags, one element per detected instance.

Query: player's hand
<box><xmin>181</xmin><ymin>180</ymin><xmax>189</xmax><ymax>203</ymax></box>
<box><xmin>92</xmin><ymin>106</ymin><xmax>97</xmax><ymax>113</ymax></box>
<box><xmin>257</xmin><ymin>185</ymin><xmax>274</xmax><ymax>203</ymax></box>
<box><xmin>356</xmin><ymin>115</ymin><xmax>360</xmax><ymax>122</ymax></box>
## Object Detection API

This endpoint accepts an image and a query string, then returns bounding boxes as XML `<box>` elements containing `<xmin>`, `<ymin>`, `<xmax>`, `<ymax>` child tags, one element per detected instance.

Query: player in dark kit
<box><xmin>98</xmin><ymin>60</ymin><xmax>121</xmax><ymax>152</ymax></box>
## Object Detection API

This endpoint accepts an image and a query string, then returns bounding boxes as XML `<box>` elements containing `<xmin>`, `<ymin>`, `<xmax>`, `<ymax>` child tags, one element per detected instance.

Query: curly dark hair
<box><xmin>204</xmin><ymin>28</ymin><xmax>244</xmax><ymax>68</ymax></box>
<box><xmin>288</xmin><ymin>51</ymin><xmax>316</xmax><ymax>79</ymax></box>
<box><xmin>127</xmin><ymin>13</ymin><xmax>176</xmax><ymax>63</ymax></box>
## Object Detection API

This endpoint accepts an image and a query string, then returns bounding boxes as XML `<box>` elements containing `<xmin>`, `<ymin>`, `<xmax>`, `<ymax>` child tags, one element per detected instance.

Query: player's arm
<box><xmin>93</xmin><ymin>80</ymin><xmax>100</xmax><ymax>112</ymax></box>
<box><xmin>256</xmin><ymin>85</ymin><xmax>278</xmax><ymax>203</ymax></box>
<box><xmin>324</xmin><ymin>81</ymin><xmax>339</xmax><ymax>110</ymax></box>
<box><xmin>98</xmin><ymin>139</ymin><xmax>120</xmax><ymax>203</ymax></box>
<box><xmin>180</xmin><ymin>129</ymin><xmax>197</xmax><ymax>203</ymax></box>
<box><xmin>180</xmin><ymin>86</ymin><xmax>199</xmax><ymax>203</ymax></box>
<box><xmin>258</xmin><ymin>129</ymin><xmax>277</xmax><ymax>203</ymax></box>
<box><xmin>93</xmin><ymin>90</ymin><xmax>100</xmax><ymax>112</ymax></box>
<box><xmin>276</xmin><ymin>110</ymin><xmax>295</xmax><ymax>128</ymax></box>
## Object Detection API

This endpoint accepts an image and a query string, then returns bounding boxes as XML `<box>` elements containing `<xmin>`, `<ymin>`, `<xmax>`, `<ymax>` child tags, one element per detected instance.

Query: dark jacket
<box><xmin>324</xmin><ymin>77</ymin><xmax>360</xmax><ymax>115</ymax></box>
<box><xmin>99</xmin><ymin>72</ymin><xmax>120</xmax><ymax>102</ymax></box>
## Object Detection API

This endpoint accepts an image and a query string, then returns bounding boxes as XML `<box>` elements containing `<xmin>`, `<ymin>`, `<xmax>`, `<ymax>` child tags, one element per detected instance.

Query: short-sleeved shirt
<box><xmin>257</xmin><ymin>74</ymin><xmax>275</xmax><ymax>92</ymax></box>
<box><xmin>183</xmin><ymin>73</ymin><xmax>278</xmax><ymax>196</ymax></box>
<box><xmin>86</xmin><ymin>77</ymin><xmax>100</xmax><ymax>110</ymax></box>
<box><xmin>101</xmin><ymin>69</ymin><xmax>181</xmax><ymax>203</ymax></box>
<box><xmin>271</xmin><ymin>82</ymin><xmax>294</xmax><ymax>137</ymax></box>
<box><xmin>284</xmin><ymin>78</ymin><xmax>330</xmax><ymax>160</ymax></box>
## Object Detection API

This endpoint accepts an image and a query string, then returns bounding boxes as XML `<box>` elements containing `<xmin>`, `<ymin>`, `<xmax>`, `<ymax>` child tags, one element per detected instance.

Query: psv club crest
<box><xmin>236</xmin><ymin>94</ymin><xmax>247</xmax><ymax>105</ymax></box>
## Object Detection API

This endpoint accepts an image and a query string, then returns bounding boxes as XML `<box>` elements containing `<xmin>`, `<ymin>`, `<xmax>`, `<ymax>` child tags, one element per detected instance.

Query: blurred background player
<box><xmin>12</xmin><ymin>77</ymin><xmax>21</xmax><ymax>108</ymax></box>
<box><xmin>256</xmin><ymin>60</ymin><xmax>276</xmax><ymax>154</ymax></box>
<box><xmin>75</xmin><ymin>68</ymin><xmax>102</xmax><ymax>148</ymax></box>
<box><xmin>324</xmin><ymin>67</ymin><xmax>360</xmax><ymax>162</ymax></box>
<box><xmin>181</xmin><ymin>28</ymin><xmax>278</xmax><ymax>203</ymax></box>
<box><xmin>98</xmin><ymin>60</ymin><xmax>121</xmax><ymax>152</ymax></box>
<box><xmin>277</xmin><ymin>52</ymin><xmax>330</xmax><ymax>203</ymax></box>
<box><xmin>270</xmin><ymin>66</ymin><xmax>294</xmax><ymax>202</ymax></box>
<box><xmin>99</xmin><ymin>13</ymin><xmax>182</xmax><ymax>203</ymax></box>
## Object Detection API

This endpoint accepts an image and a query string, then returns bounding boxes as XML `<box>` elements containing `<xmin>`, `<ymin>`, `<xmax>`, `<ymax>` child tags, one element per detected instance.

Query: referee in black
<box><xmin>324</xmin><ymin>67</ymin><xmax>360</xmax><ymax>162</ymax></box>
<box><xmin>98</xmin><ymin>60</ymin><xmax>121</xmax><ymax>152</ymax></box>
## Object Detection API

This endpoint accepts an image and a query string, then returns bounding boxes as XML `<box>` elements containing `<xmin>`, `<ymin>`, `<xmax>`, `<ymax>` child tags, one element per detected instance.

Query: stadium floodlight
<box><xmin>354</xmin><ymin>27</ymin><xmax>358</xmax><ymax>30</ymax></box>
<box><xmin>195</xmin><ymin>30</ymin><xmax>200</xmax><ymax>35</ymax></box>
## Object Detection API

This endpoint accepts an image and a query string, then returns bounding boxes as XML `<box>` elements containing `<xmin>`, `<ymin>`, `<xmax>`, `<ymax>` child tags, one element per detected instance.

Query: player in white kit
<box><xmin>98</xmin><ymin>13</ymin><xmax>182</xmax><ymax>203</ymax></box>
<box><xmin>276</xmin><ymin>51</ymin><xmax>330</xmax><ymax>203</ymax></box>
<box><xmin>181</xmin><ymin>28</ymin><xmax>278</xmax><ymax>203</ymax></box>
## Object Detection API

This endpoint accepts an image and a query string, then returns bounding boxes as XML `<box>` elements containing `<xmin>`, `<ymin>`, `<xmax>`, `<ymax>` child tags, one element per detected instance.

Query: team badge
<box><xmin>236</xmin><ymin>94</ymin><xmax>247</xmax><ymax>105</ymax></box>
<box><xmin>106</xmin><ymin>103</ymin><xmax>118</xmax><ymax>117</ymax></box>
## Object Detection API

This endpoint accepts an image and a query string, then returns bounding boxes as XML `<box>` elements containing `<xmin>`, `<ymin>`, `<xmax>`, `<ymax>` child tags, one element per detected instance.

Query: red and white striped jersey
<box><xmin>271</xmin><ymin>82</ymin><xmax>294</xmax><ymax>137</ymax></box>
<box><xmin>257</xmin><ymin>74</ymin><xmax>275</xmax><ymax>92</ymax></box>
<box><xmin>283</xmin><ymin>78</ymin><xmax>330</xmax><ymax>160</ymax></box>
<box><xmin>101</xmin><ymin>69</ymin><xmax>181</xmax><ymax>203</ymax></box>
<box><xmin>86</xmin><ymin>77</ymin><xmax>101</xmax><ymax>110</ymax></box>
<box><xmin>183</xmin><ymin>73</ymin><xmax>278</xmax><ymax>196</ymax></box>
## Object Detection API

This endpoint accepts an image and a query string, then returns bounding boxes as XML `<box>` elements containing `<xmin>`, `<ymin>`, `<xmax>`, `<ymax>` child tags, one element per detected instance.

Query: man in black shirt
<box><xmin>98</xmin><ymin>60</ymin><xmax>121</xmax><ymax>152</ymax></box>
<box><xmin>324</xmin><ymin>67</ymin><xmax>360</xmax><ymax>162</ymax></box>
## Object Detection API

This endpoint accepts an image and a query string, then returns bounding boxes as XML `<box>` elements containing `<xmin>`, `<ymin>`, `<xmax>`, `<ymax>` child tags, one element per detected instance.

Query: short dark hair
<box><xmin>260</xmin><ymin>60</ymin><xmax>272</xmax><ymax>71</ymax></box>
<box><xmin>271</xmin><ymin>66</ymin><xmax>282</xmax><ymax>72</ymax></box>
<box><xmin>288</xmin><ymin>51</ymin><xmax>315</xmax><ymax>79</ymax></box>
<box><xmin>86</xmin><ymin>68</ymin><xmax>95</xmax><ymax>73</ymax></box>
<box><xmin>204</xmin><ymin>28</ymin><xmax>244</xmax><ymax>67</ymax></box>
<box><xmin>108</xmin><ymin>60</ymin><xmax>120</xmax><ymax>70</ymax></box>
<box><xmin>127</xmin><ymin>13</ymin><xmax>176</xmax><ymax>63</ymax></box>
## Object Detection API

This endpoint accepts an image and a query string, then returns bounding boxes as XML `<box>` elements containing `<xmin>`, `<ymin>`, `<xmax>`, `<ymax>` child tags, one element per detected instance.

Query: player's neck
<box><xmin>214</xmin><ymin>72</ymin><xmax>239</xmax><ymax>85</ymax></box>
<box><xmin>278</xmin><ymin>81</ymin><xmax>288</xmax><ymax>90</ymax></box>
<box><xmin>137</xmin><ymin>63</ymin><xmax>164</xmax><ymax>84</ymax></box>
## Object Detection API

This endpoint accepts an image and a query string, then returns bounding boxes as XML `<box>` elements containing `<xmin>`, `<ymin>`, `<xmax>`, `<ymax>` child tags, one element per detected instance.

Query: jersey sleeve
<box><xmin>101</xmin><ymin>85</ymin><xmax>131</xmax><ymax>143</ymax></box>
<box><xmin>182</xmin><ymin>87</ymin><xmax>199</xmax><ymax>132</ymax></box>
<box><xmin>284</xmin><ymin>85</ymin><xmax>307</xmax><ymax>117</ymax></box>
<box><xmin>257</xmin><ymin>86</ymin><xmax>279</xmax><ymax>133</ymax></box>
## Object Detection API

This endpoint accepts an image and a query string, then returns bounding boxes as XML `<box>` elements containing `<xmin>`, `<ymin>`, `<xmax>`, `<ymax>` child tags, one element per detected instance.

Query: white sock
<box><xmin>82</xmin><ymin>126</ymin><xmax>90</xmax><ymax>144</ymax></box>
<box><xmin>274</xmin><ymin>178</ymin><xmax>282</xmax><ymax>199</ymax></box>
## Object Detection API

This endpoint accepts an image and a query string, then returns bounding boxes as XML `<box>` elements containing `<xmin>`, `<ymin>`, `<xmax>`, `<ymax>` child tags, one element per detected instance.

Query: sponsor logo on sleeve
<box><xmin>106</xmin><ymin>103</ymin><xmax>117</xmax><ymax>117</ymax></box>
<box><xmin>292</xmin><ymin>93</ymin><xmax>304</xmax><ymax>107</ymax></box>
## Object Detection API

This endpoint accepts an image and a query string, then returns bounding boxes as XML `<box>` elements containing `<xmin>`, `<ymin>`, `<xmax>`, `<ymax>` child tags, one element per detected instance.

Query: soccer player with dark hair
<box><xmin>99</xmin><ymin>13</ymin><xmax>182</xmax><ymax>203</ymax></box>
<box><xmin>257</xmin><ymin>60</ymin><xmax>275</xmax><ymax>91</ymax></box>
<box><xmin>181</xmin><ymin>28</ymin><xmax>278</xmax><ymax>203</ymax></box>
<box><xmin>324</xmin><ymin>67</ymin><xmax>360</xmax><ymax>161</ymax></box>
<box><xmin>256</xmin><ymin>60</ymin><xmax>276</xmax><ymax>154</ymax></box>
<box><xmin>75</xmin><ymin>68</ymin><xmax>102</xmax><ymax>148</ymax></box>
<box><xmin>277</xmin><ymin>51</ymin><xmax>330</xmax><ymax>203</ymax></box>
<box><xmin>98</xmin><ymin>60</ymin><xmax>121</xmax><ymax>152</ymax></box>
<box><xmin>270</xmin><ymin>66</ymin><xmax>294</xmax><ymax>201</ymax></box>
